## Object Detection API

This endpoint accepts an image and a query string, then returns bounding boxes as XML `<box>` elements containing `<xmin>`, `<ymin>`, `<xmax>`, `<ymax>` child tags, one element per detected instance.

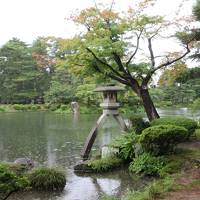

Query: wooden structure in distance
<box><xmin>81</xmin><ymin>85</ymin><xmax>127</xmax><ymax>160</ymax></box>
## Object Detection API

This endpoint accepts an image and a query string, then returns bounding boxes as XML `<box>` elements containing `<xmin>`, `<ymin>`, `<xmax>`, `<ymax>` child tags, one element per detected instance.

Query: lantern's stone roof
<box><xmin>94</xmin><ymin>85</ymin><xmax>125</xmax><ymax>92</ymax></box>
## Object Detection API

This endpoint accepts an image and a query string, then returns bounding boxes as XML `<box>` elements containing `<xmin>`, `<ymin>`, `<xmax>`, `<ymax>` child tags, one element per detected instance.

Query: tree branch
<box><xmin>112</xmin><ymin>52</ymin><xmax>126</xmax><ymax>72</ymax></box>
<box><xmin>86</xmin><ymin>47</ymin><xmax>125</xmax><ymax>79</ymax></box>
<box><xmin>142</xmin><ymin>44</ymin><xmax>190</xmax><ymax>86</ymax></box>
<box><xmin>126</xmin><ymin>30</ymin><xmax>143</xmax><ymax>66</ymax></box>
<box><xmin>148</xmin><ymin>37</ymin><xmax>155</xmax><ymax>67</ymax></box>
<box><xmin>108</xmin><ymin>73</ymin><xmax>131</xmax><ymax>85</ymax></box>
<box><xmin>152</xmin><ymin>44</ymin><xmax>190</xmax><ymax>73</ymax></box>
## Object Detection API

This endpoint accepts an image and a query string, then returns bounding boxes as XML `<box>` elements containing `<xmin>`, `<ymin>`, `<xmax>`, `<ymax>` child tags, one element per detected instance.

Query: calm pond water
<box><xmin>0</xmin><ymin>112</ymin><xmax>150</xmax><ymax>200</ymax></box>
<box><xmin>0</xmin><ymin>107</ymin><xmax>199</xmax><ymax>200</ymax></box>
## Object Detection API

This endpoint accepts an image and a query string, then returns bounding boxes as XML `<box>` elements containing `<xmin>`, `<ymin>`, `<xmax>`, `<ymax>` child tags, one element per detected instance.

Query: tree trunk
<box><xmin>139</xmin><ymin>87</ymin><xmax>160</xmax><ymax>121</ymax></box>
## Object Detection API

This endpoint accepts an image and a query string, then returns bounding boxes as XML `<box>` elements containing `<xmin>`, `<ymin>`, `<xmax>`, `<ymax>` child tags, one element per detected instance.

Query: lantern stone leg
<box><xmin>81</xmin><ymin>113</ymin><xmax>107</xmax><ymax>159</ymax></box>
<box><xmin>113</xmin><ymin>114</ymin><xmax>128</xmax><ymax>131</ymax></box>
<box><xmin>81</xmin><ymin>85</ymin><xmax>127</xmax><ymax>160</ymax></box>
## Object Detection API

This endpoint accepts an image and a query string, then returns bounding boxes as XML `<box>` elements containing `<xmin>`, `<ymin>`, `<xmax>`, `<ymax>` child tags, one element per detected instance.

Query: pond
<box><xmin>0</xmin><ymin>107</ymin><xmax>199</xmax><ymax>200</ymax></box>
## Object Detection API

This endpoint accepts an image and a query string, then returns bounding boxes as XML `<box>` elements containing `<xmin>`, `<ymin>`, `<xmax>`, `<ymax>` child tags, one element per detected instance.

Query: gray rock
<box><xmin>14</xmin><ymin>157</ymin><xmax>34</xmax><ymax>168</ymax></box>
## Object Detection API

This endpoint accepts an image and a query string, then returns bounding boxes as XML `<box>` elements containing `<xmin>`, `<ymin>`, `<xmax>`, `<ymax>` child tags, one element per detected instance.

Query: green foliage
<box><xmin>0</xmin><ymin>107</ymin><xmax>5</xmax><ymax>112</ymax></box>
<box><xmin>100</xmin><ymin>196</ymin><xmax>118</xmax><ymax>200</ymax></box>
<box><xmin>124</xmin><ymin>176</ymin><xmax>175</xmax><ymax>200</ymax></box>
<box><xmin>151</xmin><ymin>117</ymin><xmax>198</xmax><ymax>138</ymax></box>
<box><xmin>158</xmin><ymin>61</ymin><xmax>187</xmax><ymax>87</ymax></box>
<box><xmin>87</xmin><ymin>157</ymin><xmax>123</xmax><ymax>172</ymax></box>
<box><xmin>12</xmin><ymin>104</ymin><xmax>42</xmax><ymax>111</ymax></box>
<box><xmin>158</xmin><ymin>157</ymin><xmax>184</xmax><ymax>177</ymax></box>
<box><xmin>193</xmin><ymin>0</ymin><xmax>200</xmax><ymax>21</ymax></box>
<box><xmin>191</xmin><ymin>98</ymin><xmax>200</xmax><ymax>111</ymax></box>
<box><xmin>13</xmin><ymin>104</ymin><xmax>28</xmax><ymax>111</ymax></box>
<box><xmin>129</xmin><ymin>116</ymin><xmax>149</xmax><ymax>134</ymax></box>
<box><xmin>139</xmin><ymin>125</ymin><xmax>188</xmax><ymax>155</ymax></box>
<box><xmin>0</xmin><ymin>164</ymin><xmax>29</xmax><ymax>195</ymax></box>
<box><xmin>29</xmin><ymin>167</ymin><xmax>66</xmax><ymax>191</ymax></box>
<box><xmin>111</xmin><ymin>132</ymin><xmax>138</xmax><ymax>160</ymax></box>
<box><xmin>129</xmin><ymin>153</ymin><xmax>166</xmax><ymax>176</ymax></box>
<box><xmin>176</xmin><ymin>67</ymin><xmax>200</xmax><ymax>83</ymax></box>
<box><xmin>76</xmin><ymin>83</ymin><xmax>97</xmax><ymax>105</ymax></box>
<box><xmin>60</xmin><ymin>104</ymin><xmax>69</xmax><ymax>110</ymax></box>
<box><xmin>49</xmin><ymin>104</ymin><xmax>61</xmax><ymax>111</ymax></box>
<box><xmin>0</xmin><ymin>38</ymin><xmax>50</xmax><ymax>104</ymax></box>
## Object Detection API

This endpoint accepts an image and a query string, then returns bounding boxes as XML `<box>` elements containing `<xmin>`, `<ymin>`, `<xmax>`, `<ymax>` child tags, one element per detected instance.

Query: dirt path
<box><xmin>162</xmin><ymin>141</ymin><xmax>200</xmax><ymax>200</ymax></box>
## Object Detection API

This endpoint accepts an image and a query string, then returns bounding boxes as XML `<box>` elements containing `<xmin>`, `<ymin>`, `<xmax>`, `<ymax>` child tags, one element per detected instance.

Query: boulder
<box><xmin>14</xmin><ymin>157</ymin><xmax>34</xmax><ymax>168</ymax></box>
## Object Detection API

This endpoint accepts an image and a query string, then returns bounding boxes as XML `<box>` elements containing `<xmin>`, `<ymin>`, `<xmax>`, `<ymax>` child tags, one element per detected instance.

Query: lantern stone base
<box><xmin>101</xmin><ymin>146</ymin><xmax>119</xmax><ymax>159</ymax></box>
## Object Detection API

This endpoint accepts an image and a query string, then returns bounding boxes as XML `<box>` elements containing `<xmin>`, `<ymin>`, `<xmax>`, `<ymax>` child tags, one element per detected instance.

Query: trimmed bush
<box><xmin>29</xmin><ymin>167</ymin><xmax>66</xmax><ymax>191</ymax></box>
<box><xmin>139</xmin><ymin>125</ymin><xmax>188</xmax><ymax>155</ymax></box>
<box><xmin>151</xmin><ymin>117</ymin><xmax>198</xmax><ymax>138</ymax></box>
<box><xmin>129</xmin><ymin>116</ymin><xmax>149</xmax><ymax>134</ymax></box>
<box><xmin>129</xmin><ymin>153</ymin><xmax>166</xmax><ymax>176</ymax></box>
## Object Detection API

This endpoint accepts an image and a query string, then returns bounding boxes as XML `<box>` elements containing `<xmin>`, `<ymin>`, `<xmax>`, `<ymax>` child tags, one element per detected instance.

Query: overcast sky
<box><xmin>0</xmin><ymin>0</ymin><xmax>195</xmax><ymax>46</ymax></box>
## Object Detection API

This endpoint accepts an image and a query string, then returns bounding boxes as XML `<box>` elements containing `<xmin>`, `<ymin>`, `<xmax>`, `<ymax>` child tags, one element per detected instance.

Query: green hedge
<box><xmin>151</xmin><ymin>117</ymin><xmax>197</xmax><ymax>138</ymax></box>
<box><xmin>139</xmin><ymin>125</ymin><xmax>188</xmax><ymax>155</ymax></box>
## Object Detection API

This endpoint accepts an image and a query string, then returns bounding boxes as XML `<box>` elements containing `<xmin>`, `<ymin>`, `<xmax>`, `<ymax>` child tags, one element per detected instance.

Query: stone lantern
<box><xmin>81</xmin><ymin>85</ymin><xmax>127</xmax><ymax>159</ymax></box>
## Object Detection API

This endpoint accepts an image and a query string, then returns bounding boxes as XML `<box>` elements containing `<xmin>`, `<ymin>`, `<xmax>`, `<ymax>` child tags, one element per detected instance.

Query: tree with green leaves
<box><xmin>158</xmin><ymin>61</ymin><xmax>187</xmax><ymax>87</ymax></box>
<box><xmin>44</xmin><ymin>68</ymin><xmax>76</xmax><ymax>104</ymax></box>
<box><xmin>190</xmin><ymin>0</ymin><xmax>200</xmax><ymax>60</ymax></box>
<box><xmin>0</xmin><ymin>38</ymin><xmax>40</xmax><ymax>103</ymax></box>
<box><xmin>62</xmin><ymin>1</ymin><xmax>192</xmax><ymax>121</ymax></box>
<box><xmin>0</xmin><ymin>38</ymin><xmax>54</xmax><ymax>104</ymax></box>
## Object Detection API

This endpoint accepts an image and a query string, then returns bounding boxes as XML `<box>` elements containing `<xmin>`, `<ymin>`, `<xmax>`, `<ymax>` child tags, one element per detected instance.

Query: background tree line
<box><xmin>0</xmin><ymin>0</ymin><xmax>200</xmax><ymax>120</ymax></box>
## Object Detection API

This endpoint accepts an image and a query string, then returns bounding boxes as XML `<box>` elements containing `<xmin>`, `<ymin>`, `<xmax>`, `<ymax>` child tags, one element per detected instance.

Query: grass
<box><xmin>100</xmin><ymin>140</ymin><xmax>200</xmax><ymax>200</ymax></box>
<box><xmin>100</xmin><ymin>176</ymin><xmax>176</xmax><ymax>200</ymax></box>
<box><xmin>194</xmin><ymin>128</ymin><xmax>200</xmax><ymax>140</ymax></box>
<box><xmin>29</xmin><ymin>167</ymin><xmax>66</xmax><ymax>191</ymax></box>
<box><xmin>87</xmin><ymin>157</ymin><xmax>124</xmax><ymax>172</ymax></box>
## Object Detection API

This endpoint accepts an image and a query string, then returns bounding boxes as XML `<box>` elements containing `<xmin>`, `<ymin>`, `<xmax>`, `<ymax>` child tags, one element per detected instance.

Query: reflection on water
<box><xmin>0</xmin><ymin>112</ymin><xmax>149</xmax><ymax>200</ymax></box>
<box><xmin>1</xmin><ymin>107</ymin><xmax>197</xmax><ymax>200</ymax></box>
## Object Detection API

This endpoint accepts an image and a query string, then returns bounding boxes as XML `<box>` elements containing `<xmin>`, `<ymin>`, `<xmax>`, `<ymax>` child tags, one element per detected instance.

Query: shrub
<box><xmin>87</xmin><ymin>157</ymin><xmax>123</xmax><ymax>172</ymax></box>
<box><xmin>60</xmin><ymin>104</ymin><xmax>69</xmax><ymax>111</ymax></box>
<box><xmin>191</xmin><ymin>98</ymin><xmax>200</xmax><ymax>111</ymax></box>
<box><xmin>111</xmin><ymin>132</ymin><xmax>138</xmax><ymax>160</ymax></box>
<box><xmin>0</xmin><ymin>107</ymin><xmax>5</xmax><ymax>112</ymax></box>
<box><xmin>0</xmin><ymin>164</ymin><xmax>29</xmax><ymax>195</ymax></box>
<box><xmin>29</xmin><ymin>167</ymin><xmax>66</xmax><ymax>191</ymax></box>
<box><xmin>12</xmin><ymin>104</ymin><xmax>25</xmax><ymax>111</ymax></box>
<box><xmin>49</xmin><ymin>104</ymin><xmax>61</xmax><ymax>111</ymax></box>
<box><xmin>30</xmin><ymin>105</ymin><xmax>41</xmax><ymax>111</ymax></box>
<box><xmin>139</xmin><ymin>125</ymin><xmax>188</xmax><ymax>155</ymax></box>
<box><xmin>129</xmin><ymin>153</ymin><xmax>166</xmax><ymax>176</ymax></box>
<box><xmin>151</xmin><ymin>117</ymin><xmax>198</xmax><ymax>138</ymax></box>
<box><xmin>129</xmin><ymin>116</ymin><xmax>149</xmax><ymax>134</ymax></box>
